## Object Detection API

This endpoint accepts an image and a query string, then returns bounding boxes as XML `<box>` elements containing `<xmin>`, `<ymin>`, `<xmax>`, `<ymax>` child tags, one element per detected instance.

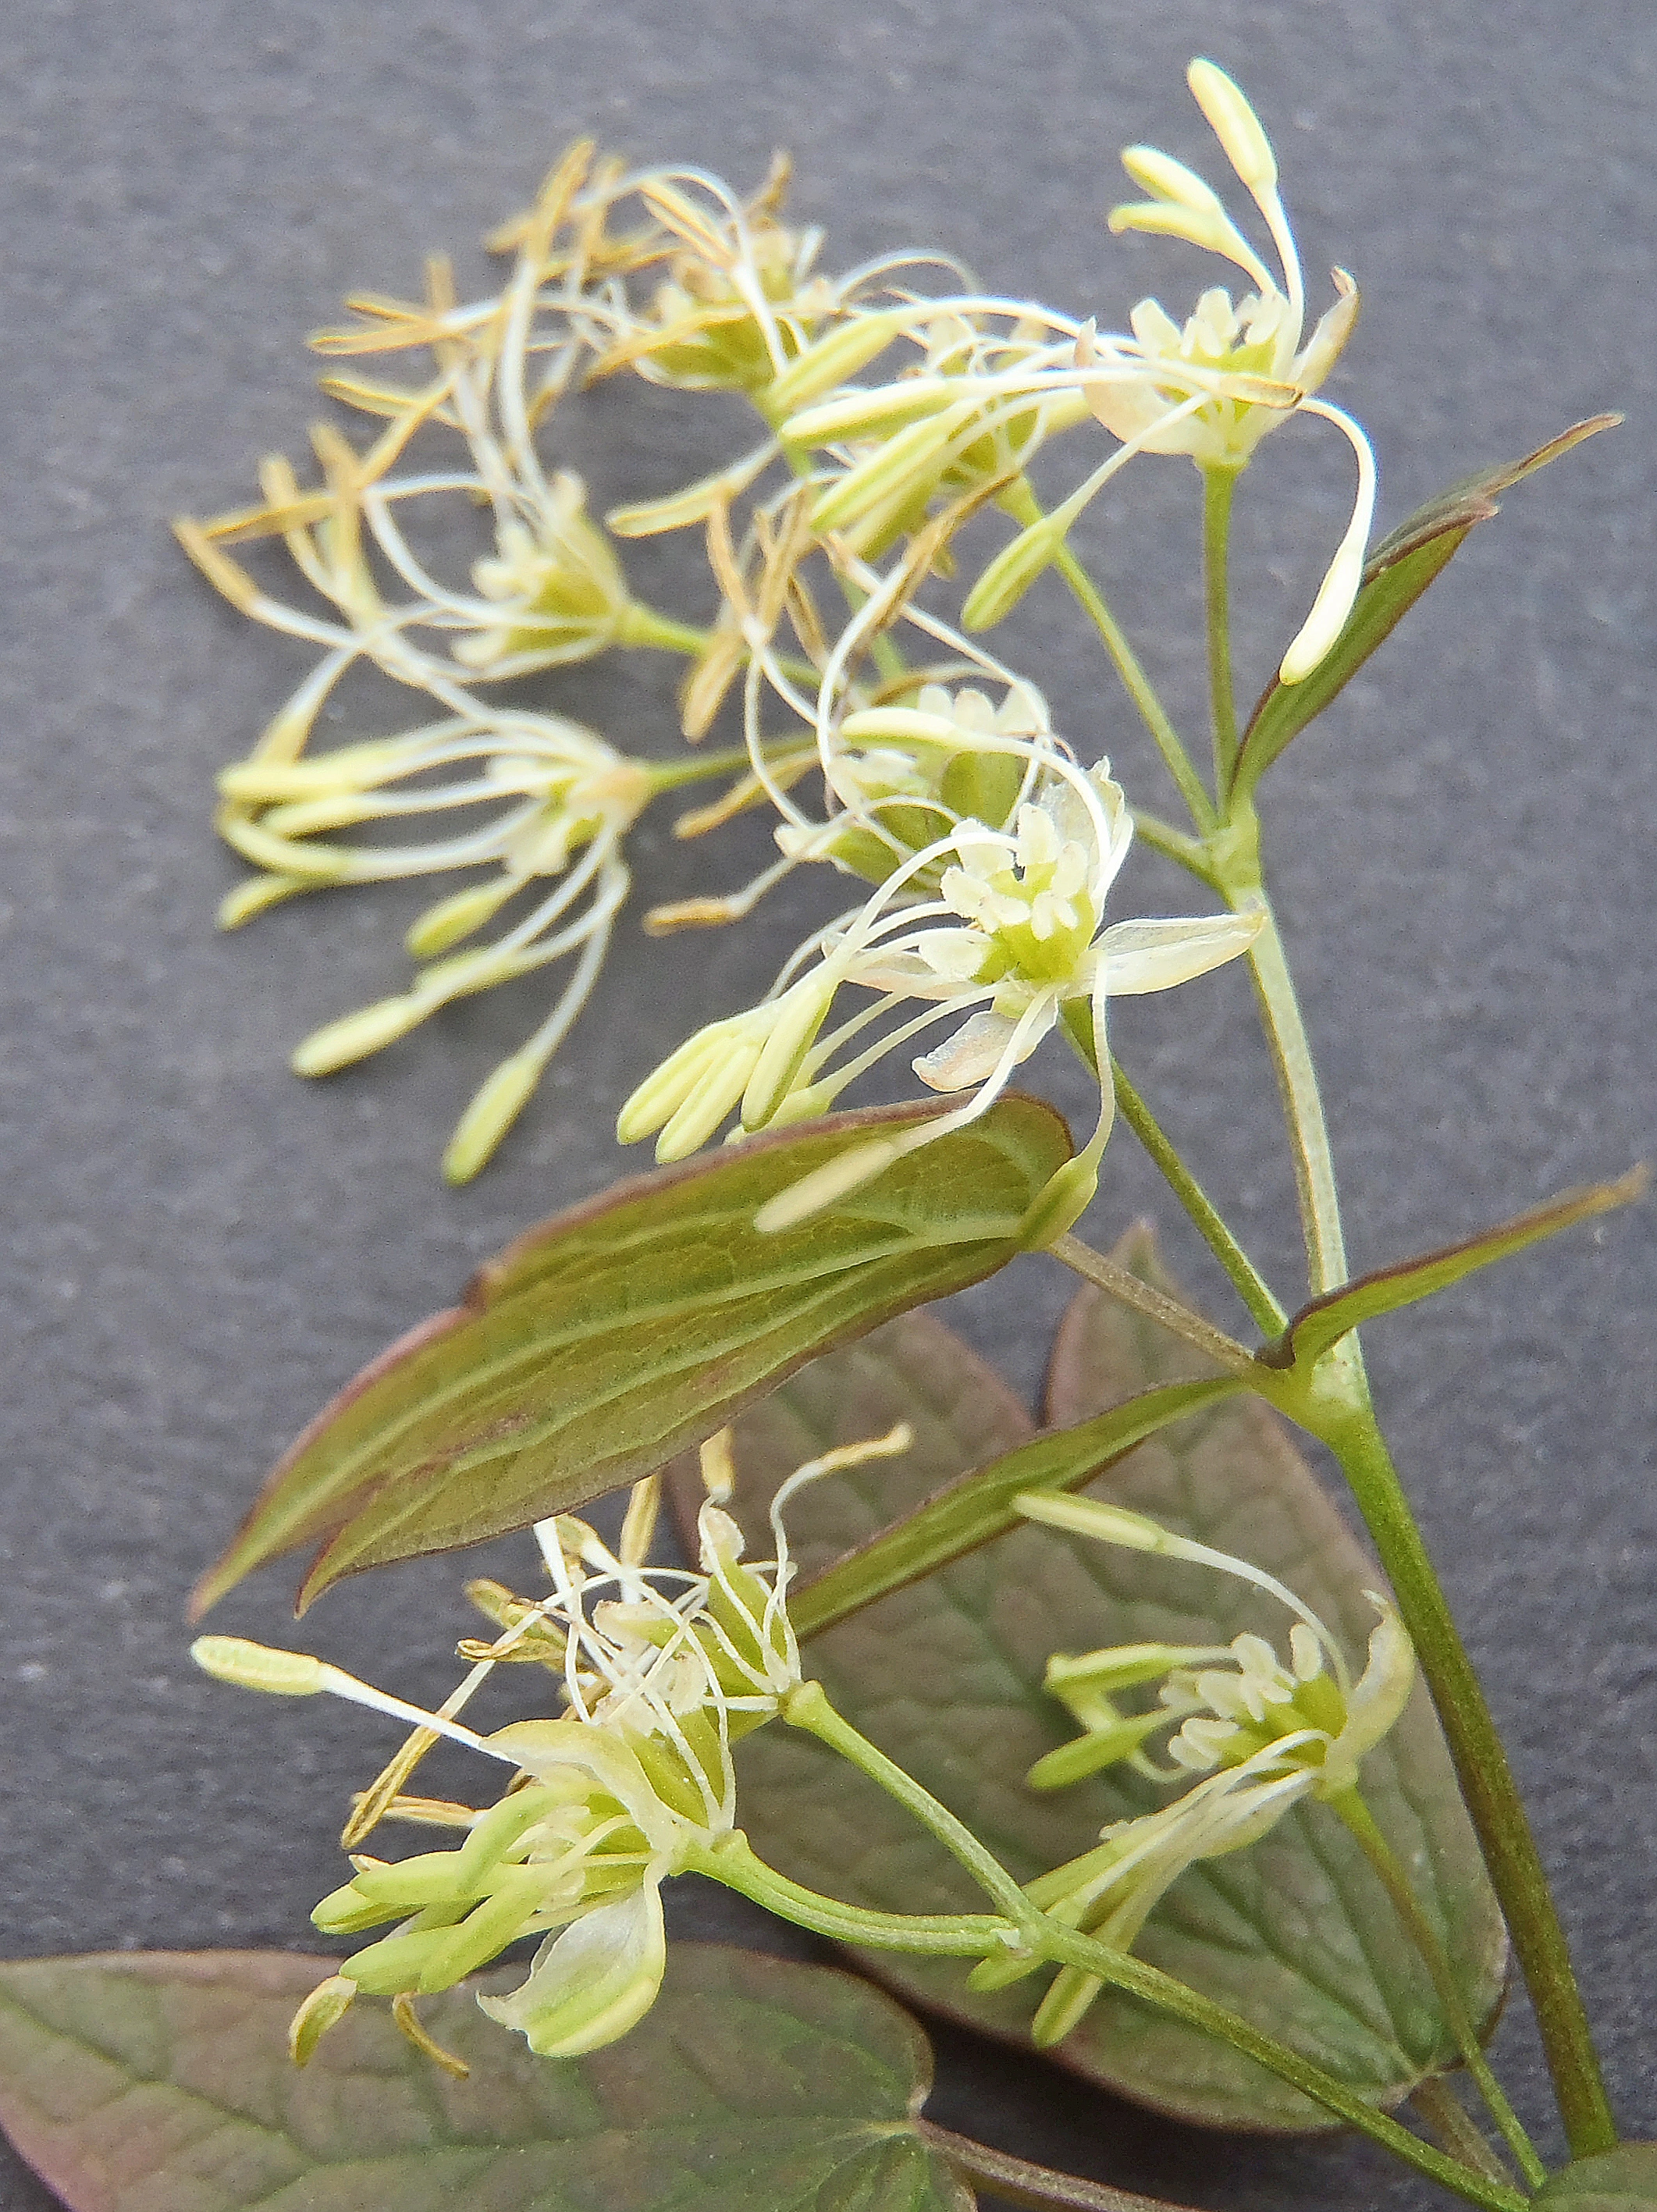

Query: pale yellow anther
<box><xmin>291</xmin><ymin>995</ymin><xmax>425</xmax><ymax>1077</ymax></box>
<box><xmin>443</xmin><ymin>1051</ymin><xmax>546</xmax><ymax>1186</ymax></box>
<box><xmin>192</xmin><ymin>1636</ymin><xmax>329</xmax><ymax>1697</ymax></box>
<box><xmin>699</xmin><ymin>1429</ymin><xmax>738</xmax><ymax>1503</ymax></box>
<box><xmin>1118</xmin><ymin>146</ymin><xmax>1229</xmax><ymax>216</ymax></box>
<box><xmin>1187</xmin><ymin>59</ymin><xmax>1277</xmax><ymax>191</ymax></box>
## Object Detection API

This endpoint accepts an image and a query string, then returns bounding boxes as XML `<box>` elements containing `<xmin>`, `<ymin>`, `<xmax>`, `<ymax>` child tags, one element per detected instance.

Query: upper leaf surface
<box><xmin>0</xmin><ymin>1944</ymin><xmax>973</xmax><ymax>2212</ymax></box>
<box><xmin>668</xmin><ymin>1238</ymin><xmax>1506</xmax><ymax>2132</ymax></box>
<box><xmin>193</xmin><ymin>1096</ymin><xmax>1070</xmax><ymax>1615</ymax></box>
<box><xmin>1229</xmin><ymin>414</ymin><xmax>1617</xmax><ymax>805</ymax></box>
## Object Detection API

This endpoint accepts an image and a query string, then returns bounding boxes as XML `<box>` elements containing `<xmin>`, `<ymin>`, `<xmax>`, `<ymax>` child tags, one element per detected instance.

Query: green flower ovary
<box><xmin>945</xmin><ymin>815</ymin><xmax>1101</xmax><ymax>990</ymax></box>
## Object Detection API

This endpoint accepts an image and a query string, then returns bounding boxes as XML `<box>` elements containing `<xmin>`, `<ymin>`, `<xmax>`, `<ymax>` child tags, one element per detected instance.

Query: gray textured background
<box><xmin>2</xmin><ymin>2</ymin><xmax>1653</xmax><ymax>2206</ymax></box>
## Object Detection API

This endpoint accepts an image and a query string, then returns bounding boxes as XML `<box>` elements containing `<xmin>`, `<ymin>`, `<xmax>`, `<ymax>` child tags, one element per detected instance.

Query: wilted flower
<box><xmin>212</xmin><ymin>704</ymin><xmax>648</xmax><ymax>1184</ymax></box>
<box><xmin>586</xmin><ymin>152</ymin><xmax>974</xmax><ymax>439</ymax></box>
<box><xmin>973</xmin><ymin>1490</ymin><xmax>1416</xmax><ymax>2046</ymax></box>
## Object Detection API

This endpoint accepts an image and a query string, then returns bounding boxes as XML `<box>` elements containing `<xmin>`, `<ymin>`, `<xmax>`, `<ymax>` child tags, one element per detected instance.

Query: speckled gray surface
<box><xmin>2</xmin><ymin>2</ymin><xmax>1653</xmax><ymax>2206</ymax></box>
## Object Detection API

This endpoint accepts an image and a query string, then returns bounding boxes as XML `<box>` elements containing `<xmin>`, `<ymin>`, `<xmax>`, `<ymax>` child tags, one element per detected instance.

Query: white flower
<box><xmin>1076</xmin><ymin>59</ymin><xmax>1374</xmax><ymax>681</ymax></box>
<box><xmin>192</xmin><ymin>1428</ymin><xmax>909</xmax><ymax>2070</ymax></box>
<box><xmin>774</xmin><ymin>680</ymin><xmax>1049</xmax><ymax>888</ymax></box>
<box><xmin>987</xmin><ymin>1490</ymin><xmax>1417</xmax><ymax>2046</ymax></box>
<box><xmin>776</xmin><ymin>63</ymin><xmax>1375</xmax><ymax>682</ymax></box>
<box><xmin>190</xmin><ymin>1497</ymin><xmax>770</xmax><ymax>2067</ymax></box>
<box><xmin>619</xmin><ymin>741</ymin><xmax>1261</xmax><ymax>1231</ymax></box>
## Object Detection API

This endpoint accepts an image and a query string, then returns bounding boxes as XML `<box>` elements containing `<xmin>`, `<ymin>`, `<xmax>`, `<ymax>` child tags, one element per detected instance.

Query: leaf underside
<box><xmin>193</xmin><ymin>1094</ymin><xmax>1071</xmax><ymax>1616</ymax></box>
<box><xmin>667</xmin><ymin>1227</ymin><xmax>1507</xmax><ymax>2134</ymax></box>
<box><xmin>0</xmin><ymin>1944</ymin><xmax>974</xmax><ymax>2212</ymax></box>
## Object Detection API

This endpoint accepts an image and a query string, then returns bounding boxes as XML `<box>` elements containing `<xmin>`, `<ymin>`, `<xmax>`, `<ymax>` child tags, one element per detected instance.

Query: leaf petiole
<box><xmin>915</xmin><ymin>2121</ymin><xmax>1202</xmax><ymax>2212</ymax></box>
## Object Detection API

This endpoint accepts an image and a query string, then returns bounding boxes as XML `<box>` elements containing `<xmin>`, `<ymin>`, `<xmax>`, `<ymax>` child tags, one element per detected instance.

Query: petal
<box><xmin>489</xmin><ymin>1719</ymin><xmax>686</xmax><ymax>1851</ymax></box>
<box><xmin>478</xmin><ymin>1881</ymin><xmax>667</xmax><ymax>2057</ymax></box>
<box><xmin>1321</xmin><ymin>1599</ymin><xmax>1417</xmax><ymax>1790</ymax></box>
<box><xmin>1085</xmin><ymin>377</ymin><xmax>1204</xmax><ymax>452</ymax></box>
<box><xmin>1096</xmin><ymin>911</ymin><xmax>1263</xmax><ymax>997</ymax></box>
<box><xmin>912</xmin><ymin>928</ymin><xmax>992</xmax><ymax>980</ymax></box>
<box><xmin>1293</xmin><ymin>269</ymin><xmax>1360</xmax><ymax>396</ymax></box>
<box><xmin>912</xmin><ymin>1008</ymin><xmax>1020</xmax><ymax>1092</ymax></box>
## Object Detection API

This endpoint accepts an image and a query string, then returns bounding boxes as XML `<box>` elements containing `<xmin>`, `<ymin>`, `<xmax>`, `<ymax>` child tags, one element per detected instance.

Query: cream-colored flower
<box><xmin>452</xmin><ymin>473</ymin><xmax>636</xmax><ymax>677</ymax></box>
<box><xmin>214</xmin><ymin>705</ymin><xmax>648</xmax><ymax>1184</ymax></box>
<box><xmin>1078</xmin><ymin>59</ymin><xmax>1374</xmax><ymax>681</ymax></box>
<box><xmin>193</xmin><ymin>1431</ymin><xmax>909</xmax><ymax>2071</ymax></box>
<box><xmin>619</xmin><ymin>739</ymin><xmax>1261</xmax><ymax>1229</ymax></box>
<box><xmin>777</xmin><ymin>62</ymin><xmax>1374</xmax><ymax>681</ymax></box>
<box><xmin>775</xmin><ymin>680</ymin><xmax>1047</xmax><ymax>888</ymax></box>
<box><xmin>981</xmin><ymin>1491</ymin><xmax>1416</xmax><ymax>2046</ymax></box>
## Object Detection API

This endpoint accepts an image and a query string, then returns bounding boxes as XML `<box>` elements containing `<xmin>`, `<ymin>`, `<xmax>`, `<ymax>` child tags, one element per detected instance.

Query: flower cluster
<box><xmin>777</xmin><ymin>62</ymin><xmax>1371</xmax><ymax>679</ymax></box>
<box><xmin>620</xmin><ymin>677</ymin><xmax>1260</xmax><ymax>1230</ymax></box>
<box><xmin>192</xmin><ymin>1426</ymin><xmax>909</xmax><ymax>2072</ymax></box>
<box><xmin>967</xmin><ymin>1492</ymin><xmax>1416</xmax><ymax>2047</ymax></box>
<box><xmin>184</xmin><ymin>59</ymin><xmax>1363</xmax><ymax>1198</ymax></box>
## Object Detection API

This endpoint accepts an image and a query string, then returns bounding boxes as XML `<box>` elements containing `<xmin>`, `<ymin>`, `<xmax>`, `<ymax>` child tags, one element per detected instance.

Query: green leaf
<box><xmin>667</xmin><ymin>1233</ymin><xmax>1506</xmax><ymax>2132</ymax></box>
<box><xmin>1228</xmin><ymin>414</ymin><xmax>1619</xmax><ymax>807</ymax></box>
<box><xmin>0</xmin><ymin>1944</ymin><xmax>975</xmax><ymax>2212</ymax></box>
<box><xmin>1258</xmin><ymin>1165</ymin><xmax>1648</xmax><ymax>1371</ymax></box>
<box><xmin>1534</xmin><ymin>2148</ymin><xmax>1657</xmax><ymax>2210</ymax></box>
<box><xmin>192</xmin><ymin>1095</ymin><xmax>1071</xmax><ymax>1616</ymax></box>
<box><xmin>791</xmin><ymin>1377</ymin><xmax>1246</xmax><ymax>1638</ymax></box>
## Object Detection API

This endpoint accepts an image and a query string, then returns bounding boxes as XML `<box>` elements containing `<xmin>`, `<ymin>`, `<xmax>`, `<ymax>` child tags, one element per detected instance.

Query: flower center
<box><xmin>941</xmin><ymin>806</ymin><xmax>1099</xmax><ymax>989</ymax></box>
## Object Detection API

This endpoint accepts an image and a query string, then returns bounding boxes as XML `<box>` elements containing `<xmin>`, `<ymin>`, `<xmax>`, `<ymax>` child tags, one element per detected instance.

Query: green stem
<box><xmin>641</xmin><ymin>738</ymin><xmax>820</xmax><ymax>795</ymax></box>
<box><xmin>1201</xmin><ymin>467</ymin><xmax>1242</xmax><ymax>788</ymax></box>
<box><xmin>1129</xmin><ymin>809</ymin><xmax>1218</xmax><ymax>886</ymax></box>
<box><xmin>685</xmin><ymin>1832</ymin><xmax>1012</xmax><ymax>1955</ymax></box>
<box><xmin>999</xmin><ymin>478</ymin><xmax>1214</xmax><ymax>832</ymax></box>
<box><xmin>1047</xmin><ymin>1231</ymin><xmax>1261</xmax><ymax>1378</ymax></box>
<box><xmin>1324</xmin><ymin>1408</ymin><xmax>1616</xmax><ymax>2157</ymax></box>
<box><xmin>1411</xmin><ymin>2077</ymin><xmax>1523</xmax><ymax>2193</ymax></box>
<box><xmin>784</xmin><ymin>1680</ymin><xmax>1040</xmax><ymax>1932</ymax></box>
<box><xmin>1331</xmin><ymin>1787</ymin><xmax>1546</xmax><ymax>2186</ymax></box>
<box><xmin>1054</xmin><ymin>1000</ymin><xmax>1282</xmax><ymax>1338</ymax></box>
<box><xmin>1043</xmin><ymin>1924</ymin><xmax>1527</xmax><ymax>2212</ymax></box>
<box><xmin>615</xmin><ymin>602</ymin><xmax>713</xmax><ymax>656</ymax></box>
<box><xmin>1209</xmin><ymin>805</ymin><xmax>1616</xmax><ymax>2155</ymax></box>
<box><xmin>770</xmin><ymin>1691</ymin><xmax>1521</xmax><ymax>2208</ymax></box>
<box><xmin>1111</xmin><ymin>1057</ymin><xmax>1287</xmax><ymax>1336</ymax></box>
<box><xmin>914</xmin><ymin>2121</ymin><xmax>1196</xmax><ymax>2212</ymax></box>
<box><xmin>1223</xmin><ymin>840</ymin><xmax>1349</xmax><ymax>1295</ymax></box>
<box><xmin>617</xmin><ymin>600</ymin><xmax>825</xmax><ymax>692</ymax></box>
